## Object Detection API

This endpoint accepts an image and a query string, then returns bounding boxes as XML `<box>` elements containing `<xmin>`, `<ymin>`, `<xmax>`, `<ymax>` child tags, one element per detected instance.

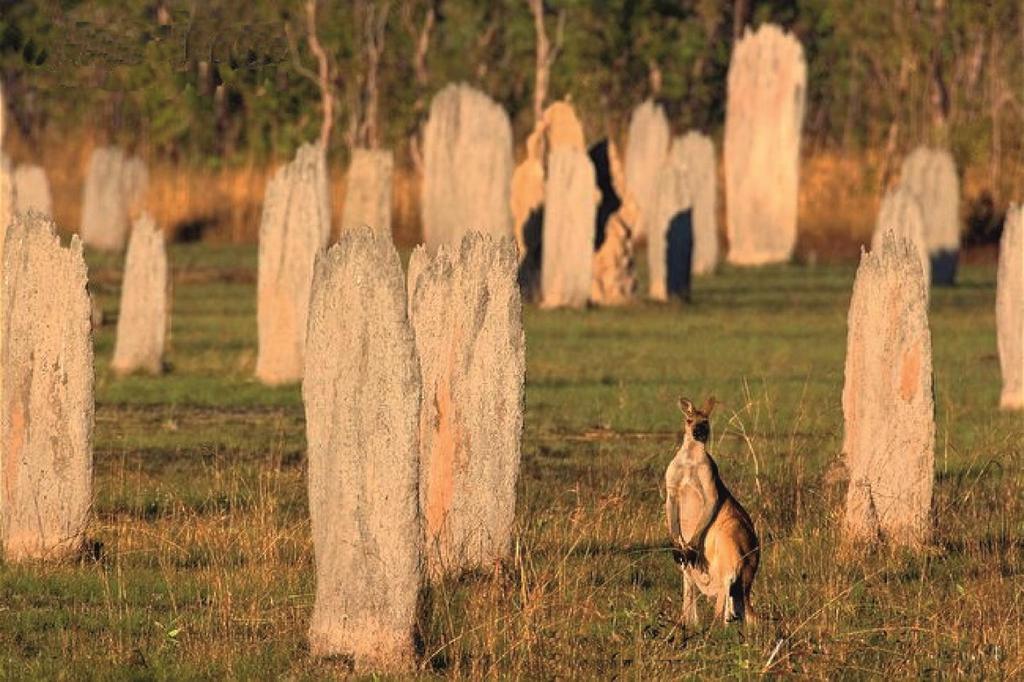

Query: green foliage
<box><xmin>0</xmin><ymin>0</ymin><xmax>1020</xmax><ymax>177</ymax></box>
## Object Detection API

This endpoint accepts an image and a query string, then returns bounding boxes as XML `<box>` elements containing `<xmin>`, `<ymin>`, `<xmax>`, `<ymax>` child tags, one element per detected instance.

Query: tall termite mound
<box><xmin>408</xmin><ymin>233</ymin><xmax>525</xmax><ymax>577</ymax></box>
<box><xmin>589</xmin><ymin>138</ymin><xmax>638</xmax><ymax>305</ymax></box>
<box><xmin>304</xmin><ymin>227</ymin><xmax>421</xmax><ymax>671</ymax></box>
<box><xmin>842</xmin><ymin>232</ymin><xmax>934</xmax><ymax>546</ymax></box>
<box><xmin>422</xmin><ymin>83</ymin><xmax>513</xmax><ymax>250</ymax></box>
<box><xmin>899</xmin><ymin>146</ymin><xmax>960</xmax><ymax>285</ymax></box>
<box><xmin>13</xmin><ymin>164</ymin><xmax>53</xmax><ymax>218</ymax></box>
<box><xmin>255</xmin><ymin>143</ymin><xmax>331</xmax><ymax>385</ymax></box>
<box><xmin>1</xmin><ymin>213</ymin><xmax>93</xmax><ymax>561</ymax></box>
<box><xmin>510</xmin><ymin>100</ymin><xmax>590</xmax><ymax>302</ymax></box>
<box><xmin>676</xmin><ymin>131</ymin><xmax>718</xmax><ymax>275</ymax></box>
<box><xmin>997</xmin><ymin>204</ymin><xmax>1024</xmax><ymax>410</ymax></box>
<box><xmin>540</xmin><ymin>147</ymin><xmax>597</xmax><ymax>308</ymax></box>
<box><xmin>80</xmin><ymin>147</ymin><xmax>149</xmax><ymax>251</ymax></box>
<box><xmin>725</xmin><ymin>24</ymin><xmax>806</xmax><ymax>266</ymax></box>
<box><xmin>648</xmin><ymin>139</ymin><xmax>694</xmax><ymax>301</ymax></box>
<box><xmin>341</xmin><ymin>148</ymin><xmax>393</xmax><ymax>234</ymax></box>
<box><xmin>623</xmin><ymin>100</ymin><xmax>669</xmax><ymax>241</ymax></box>
<box><xmin>0</xmin><ymin>156</ymin><xmax>12</xmax><ymax>258</ymax></box>
<box><xmin>872</xmin><ymin>184</ymin><xmax>929</xmax><ymax>284</ymax></box>
<box><xmin>111</xmin><ymin>213</ymin><xmax>170</xmax><ymax>375</ymax></box>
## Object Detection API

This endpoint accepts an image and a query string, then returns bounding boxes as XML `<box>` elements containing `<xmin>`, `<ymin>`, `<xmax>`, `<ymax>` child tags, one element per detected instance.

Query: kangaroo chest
<box><xmin>676</xmin><ymin>483</ymin><xmax>706</xmax><ymax>541</ymax></box>
<box><xmin>670</xmin><ymin>459</ymin><xmax>714</xmax><ymax>542</ymax></box>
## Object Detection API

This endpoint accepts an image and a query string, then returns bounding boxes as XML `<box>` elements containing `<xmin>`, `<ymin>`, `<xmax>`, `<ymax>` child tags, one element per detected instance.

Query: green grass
<box><xmin>1</xmin><ymin>243</ymin><xmax>1021</xmax><ymax>679</ymax></box>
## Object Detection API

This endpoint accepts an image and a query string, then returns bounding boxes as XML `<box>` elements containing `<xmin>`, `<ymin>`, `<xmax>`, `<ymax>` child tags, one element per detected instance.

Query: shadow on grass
<box><xmin>937</xmin><ymin>534</ymin><xmax>1024</xmax><ymax>559</ymax></box>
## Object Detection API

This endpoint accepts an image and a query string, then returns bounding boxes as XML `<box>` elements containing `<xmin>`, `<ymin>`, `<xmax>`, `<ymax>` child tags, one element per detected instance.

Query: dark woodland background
<box><xmin>1</xmin><ymin>0</ymin><xmax>1021</xmax><ymax>252</ymax></box>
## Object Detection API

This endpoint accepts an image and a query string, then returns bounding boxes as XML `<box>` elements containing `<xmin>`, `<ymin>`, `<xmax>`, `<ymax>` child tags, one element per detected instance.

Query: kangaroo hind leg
<box><xmin>681</xmin><ymin>571</ymin><xmax>700</xmax><ymax>627</ymax></box>
<box><xmin>723</xmin><ymin>573</ymin><xmax>745</xmax><ymax>624</ymax></box>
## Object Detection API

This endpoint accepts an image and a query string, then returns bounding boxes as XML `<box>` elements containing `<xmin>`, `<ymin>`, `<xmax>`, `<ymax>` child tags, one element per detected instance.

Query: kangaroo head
<box><xmin>678</xmin><ymin>396</ymin><xmax>716</xmax><ymax>445</ymax></box>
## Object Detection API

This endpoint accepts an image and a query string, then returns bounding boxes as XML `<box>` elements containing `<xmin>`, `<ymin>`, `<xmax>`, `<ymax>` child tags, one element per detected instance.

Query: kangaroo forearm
<box><xmin>693</xmin><ymin>507</ymin><xmax>715</xmax><ymax>545</ymax></box>
<box><xmin>666</xmin><ymin>490</ymin><xmax>682</xmax><ymax>541</ymax></box>
<box><xmin>693</xmin><ymin>480</ymin><xmax>720</xmax><ymax>544</ymax></box>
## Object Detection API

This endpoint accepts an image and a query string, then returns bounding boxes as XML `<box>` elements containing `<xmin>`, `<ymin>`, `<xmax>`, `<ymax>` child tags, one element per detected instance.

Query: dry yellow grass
<box><xmin>7</xmin><ymin>131</ymin><xmax>1019</xmax><ymax>260</ymax></box>
<box><xmin>4</xmin><ymin>133</ymin><xmax>423</xmax><ymax>247</ymax></box>
<box><xmin>1</xmin><ymin>245</ymin><xmax>1016</xmax><ymax>678</ymax></box>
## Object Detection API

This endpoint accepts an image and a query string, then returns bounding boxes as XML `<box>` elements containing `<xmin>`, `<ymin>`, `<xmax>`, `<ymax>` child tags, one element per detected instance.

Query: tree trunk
<box><xmin>305</xmin><ymin>0</ymin><xmax>334</xmax><ymax>149</ymax></box>
<box><xmin>406</xmin><ymin>2</ymin><xmax>435</xmax><ymax>175</ymax></box>
<box><xmin>928</xmin><ymin>0</ymin><xmax>950</xmax><ymax>143</ymax></box>
<box><xmin>988</xmin><ymin>31</ymin><xmax>1000</xmax><ymax>193</ymax></box>
<box><xmin>361</xmin><ymin>3</ymin><xmax>390</xmax><ymax>149</ymax></box>
<box><xmin>529</xmin><ymin>0</ymin><xmax>550</xmax><ymax>126</ymax></box>
<box><xmin>412</xmin><ymin>2</ymin><xmax>435</xmax><ymax>87</ymax></box>
<box><xmin>732</xmin><ymin>0</ymin><xmax>748</xmax><ymax>40</ymax></box>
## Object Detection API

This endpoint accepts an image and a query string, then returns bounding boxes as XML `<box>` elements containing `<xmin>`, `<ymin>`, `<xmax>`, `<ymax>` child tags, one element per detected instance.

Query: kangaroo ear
<box><xmin>678</xmin><ymin>397</ymin><xmax>695</xmax><ymax>417</ymax></box>
<box><xmin>702</xmin><ymin>396</ymin><xmax>717</xmax><ymax>416</ymax></box>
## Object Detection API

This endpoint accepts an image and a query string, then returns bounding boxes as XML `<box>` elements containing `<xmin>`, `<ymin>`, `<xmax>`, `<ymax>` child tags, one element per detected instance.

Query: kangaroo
<box><xmin>664</xmin><ymin>396</ymin><xmax>759</xmax><ymax>625</ymax></box>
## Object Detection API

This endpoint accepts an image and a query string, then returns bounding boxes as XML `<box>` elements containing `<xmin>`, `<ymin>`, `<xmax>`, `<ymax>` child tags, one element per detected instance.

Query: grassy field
<box><xmin>0</xmin><ymin>243</ymin><xmax>1021</xmax><ymax>679</ymax></box>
